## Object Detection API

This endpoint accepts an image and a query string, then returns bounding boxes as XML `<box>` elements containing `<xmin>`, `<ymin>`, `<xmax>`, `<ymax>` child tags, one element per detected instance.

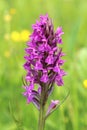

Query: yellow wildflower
<box><xmin>10</xmin><ymin>8</ymin><xmax>16</xmax><ymax>15</ymax></box>
<box><xmin>20</xmin><ymin>30</ymin><xmax>30</xmax><ymax>42</ymax></box>
<box><xmin>4</xmin><ymin>33</ymin><xmax>10</xmax><ymax>41</ymax></box>
<box><xmin>4</xmin><ymin>14</ymin><xmax>11</xmax><ymax>22</ymax></box>
<box><xmin>83</xmin><ymin>80</ymin><xmax>87</xmax><ymax>88</ymax></box>
<box><xmin>4</xmin><ymin>51</ymin><xmax>10</xmax><ymax>58</ymax></box>
<box><xmin>11</xmin><ymin>31</ymin><xmax>20</xmax><ymax>42</ymax></box>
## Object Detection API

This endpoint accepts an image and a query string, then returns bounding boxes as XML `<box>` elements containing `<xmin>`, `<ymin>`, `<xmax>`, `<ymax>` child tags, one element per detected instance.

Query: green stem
<box><xmin>38</xmin><ymin>87</ymin><xmax>46</xmax><ymax>130</ymax></box>
<box><xmin>38</xmin><ymin>105</ymin><xmax>45</xmax><ymax>130</ymax></box>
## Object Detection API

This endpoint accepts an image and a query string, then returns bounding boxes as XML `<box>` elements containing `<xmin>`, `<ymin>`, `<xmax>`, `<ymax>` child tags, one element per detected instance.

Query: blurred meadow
<box><xmin>0</xmin><ymin>0</ymin><xmax>87</xmax><ymax>130</ymax></box>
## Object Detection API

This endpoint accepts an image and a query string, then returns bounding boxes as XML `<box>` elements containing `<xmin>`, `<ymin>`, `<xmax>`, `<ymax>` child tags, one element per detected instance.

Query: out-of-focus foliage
<box><xmin>0</xmin><ymin>0</ymin><xmax>87</xmax><ymax>130</ymax></box>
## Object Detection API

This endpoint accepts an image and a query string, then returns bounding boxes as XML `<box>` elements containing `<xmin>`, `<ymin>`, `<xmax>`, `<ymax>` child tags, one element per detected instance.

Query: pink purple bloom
<box><xmin>46</xmin><ymin>100</ymin><xmax>60</xmax><ymax>116</ymax></box>
<box><xmin>23</xmin><ymin>14</ymin><xmax>66</xmax><ymax>107</ymax></box>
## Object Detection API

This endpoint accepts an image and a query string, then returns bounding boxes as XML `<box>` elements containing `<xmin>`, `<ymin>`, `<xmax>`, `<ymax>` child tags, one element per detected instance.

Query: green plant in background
<box><xmin>8</xmin><ymin>100</ymin><xmax>23</xmax><ymax>130</ymax></box>
<box><xmin>0</xmin><ymin>0</ymin><xmax>87</xmax><ymax>130</ymax></box>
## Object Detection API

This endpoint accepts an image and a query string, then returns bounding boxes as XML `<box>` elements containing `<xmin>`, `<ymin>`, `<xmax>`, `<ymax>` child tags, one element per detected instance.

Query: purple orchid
<box><xmin>23</xmin><ymin>14</ymin><xmax>66</xmax><ymax>130</ymax></box>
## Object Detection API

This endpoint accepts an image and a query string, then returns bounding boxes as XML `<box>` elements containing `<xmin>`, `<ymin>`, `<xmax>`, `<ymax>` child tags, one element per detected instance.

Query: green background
<box><xmin>0</xmin><ymin>0</ymin><xmax>87</xmax><ymax>130</ymax></box>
